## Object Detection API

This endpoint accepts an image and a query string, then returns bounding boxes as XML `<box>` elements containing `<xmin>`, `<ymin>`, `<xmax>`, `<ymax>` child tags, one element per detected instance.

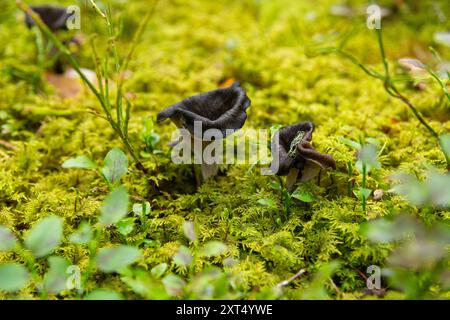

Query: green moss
<box><xmin>0</xmin><ymin>0</ymin><xmax>449</xmax><ymax>299</ymax></box>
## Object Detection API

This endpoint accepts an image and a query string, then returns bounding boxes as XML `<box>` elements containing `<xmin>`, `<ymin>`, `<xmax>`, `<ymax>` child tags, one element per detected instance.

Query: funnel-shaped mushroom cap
<box><xmin>25</xmin><ymin>5</ymin><xmax>71</xmax><ymax>31</ymax></box>
<box><xmin>270</xmin><ymin>121</ymin><xmax>336</xmax><ymax>176</ymax></box>
<box><xmin>157</xmin><ymin>82</ymin><xmax>251</xmax><ymax>139</ymax></box>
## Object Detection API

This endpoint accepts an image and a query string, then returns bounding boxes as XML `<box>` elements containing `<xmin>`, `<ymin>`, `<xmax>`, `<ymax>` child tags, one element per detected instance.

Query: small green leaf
<box><xmin>365</xmin><ymin>138</ymin><xmax>381</xmax><ymax>147</ymax></box>
<box><xmin>116</xmin><ymin>218</ymin><xmax>135</xmax><ymax>236</ymax></box>
<box><xmin>269</xmin><ymin>182</ymin><xmax>282</xmax><ymax>190</ymax></box>
<box><xmin>62</xmin><ymin>156</ymin><xmax>97</xmax><ymax>169</ymax></box>
<box><xmin>43</xmin><ymin>256</ymin><xmax>70</xmax><ymax>294</ymax></box>
<box><xmin>357</xmin><ymin>144</ymin><xmax>381</xmax><ymax>172</ymax></box>
<box><xmin>360</xmin><ymin>219</ymin><xmax>396</xmax><ymax>243</ymax></box>
<box><xmin>339</xmin><ymin>137</ymin><xmax>361</xmax><ymax>150</ymax></box>
<box><xmin>182</xmin><ymin>221</ymin><xmax>197</xmax><ymax>241</ymax></box>
<box><xmin>440</xmin><ymin>134</ymin><xmax>450</xmax><ymax>159</ymax></box>
<box><xmin>314</xmin><ymin>261</ymin><xmax>341</xmax><ymax>283</ymax></box>
<box><xmin>162</xmin><ymin>274</ymin><xmax>185</xmax><ymax>297</ymax></box>
<box><xmin>132</xmin><ymin>202</ymin><xmax>151</xmax><ymax>216</ymax></box>
<box><xmin>85</xmin><ymin>289</ymin><xmax>123</xmax><ymax>300</ymax></box>
<box><xmin>276</xmin><ymin>217</ymin><xmax>282</xmax><ymax>226</ymax></box>
<box><xmin>362</xmin><ymin>215</ymin><xmax>421</xmax><ymax>244</ymax></box>
<box><xmin>0</xmin><ymin>263</ymin><xmax>30</xmax><ymax>292</ymax></box>
<box><xmin>391</xmin><ymin>173</ymin><xmax>429</xmax><ymax>207</ymax></box>
<box><xmin>100</xmin><ymin>186</ymin><xmax>129</xmax><ymax>226</ymax></box>
<box><xmin>140</xmin><ymin>239</ymin><xmax>160</xmax><ymax>248</ymax></box>
<box><xmin>69</xmin><ymin>222</ymin><xmax>93</xmax><ymax>245</ymax></box>
<box><xmin>142</xmin><ymin>118</ymin><xmax>161</xmax><ymax>153</ymax></box>
<box><xmin>427</xmin><ymin>170</ymin><xmax>450</xmax><ymax>208</ymax></box>
<box><xmin>121</xmin><ymin>271</ymin><xmax>170</xmax><ymax>300</ymax></box>
<box><xmin>0</xmin><ymin>226</ymin><xmax>17</xmax><ymax>251</ymax></box>
<box><xmin>300</xmin><ymin>261</ymin><xmax>340</xmax><ymax>300</ymax></box>
<box><xmin>173</xmin><ymin>246</ymin><xmax>193</xmax><ymax>267</ymax></box>
<box><xmin>102</xmin><ymin>148</ymin><xmax>128</xmax><ymax>185</ymax></box>
<box><xmin>97</xmin><ymin>246</ymin><xmax>141</xmax><ymax>273</ymax></box>
<box><xmin>291</xmin><ymin>189</ymin><xmax>315</xmax><ymax>202</ymax></box>
<box><xmin>24</xmin><ymin>216</ymin><xmax>63</xmax><ymax>258</ymax></box>
<box><xmin>354</xmin><ymin>187</ymin><xmax>372</xmax><ymax>200</ymax></box>
<box><xmin>257</xmin><ymin>198</ymin><xmax>276</xmax><ymax>208</ymax></box>
<box><xmin>151</xmin><ymin>263</ymin><xmax>168</xmax><ymax>279</ymax></box>
<box><xmin>200</xmin><ymin>241</ymin><xmax>228</xmax><ymax>257</ymax></box>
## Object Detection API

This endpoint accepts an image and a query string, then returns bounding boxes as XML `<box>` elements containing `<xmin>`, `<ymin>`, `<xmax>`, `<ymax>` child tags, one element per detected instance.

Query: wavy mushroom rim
<box><xmin>25</xmin><ymin>5</ymin><xmax>72</xmax><ymax>31</ymax></box>
<box><xmin>270</xmin><ymin>122</ymin><xmax>336</xmax><ymax>179</ymax></box>
<box><xmin>157</xmin><ymin>82</ymin><xmax>251</xmax><ymax>182</ymax></box>
<box><xmin>157</xmin><ymin>82</ymin><xmax>251</xmax><ymax>139</ymax></box>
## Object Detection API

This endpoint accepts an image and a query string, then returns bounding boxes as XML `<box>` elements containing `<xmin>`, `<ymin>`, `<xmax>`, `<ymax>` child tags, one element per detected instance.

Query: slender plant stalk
<box><xmin>374</xmin><ymin>29</ymin><xmax>441</xmax><ymax>140</ymax></box>
<box><xmin>428</xmin><ymin>47</ymin><xmax>450</xmax><ymax>103</ymax></box>
<box><xmin>18</xmin><ymin>1</ymin><xmax>103</xmax><ymax>99</ymax></box>
<box><xmin>17</xmin><ymin>246</ymin><xmax>47</xmax><ymax>299</ymax></box>
<box><xmin>80</xmin><ymin>229</ymin><xmax>101</xmax><ymax>295</ymax></box>
<box><xmin>361</xmin><ymin>164</ymin><xmax>367</xmax><ymax>213</ymax></box>
<box><xmin>308</xmin><ymin>26</ymin><xmax>449</xmax><ymax>169</ymax></box>
<box><xmin>376</xmin><ymin>29</ymin><xmax>390</xmax><ymax>80</ymax></box>
<box><xmin>16</xmin><ymin>0</ymin><xmax>156</xmax><ymax>174</ymax></box>
<box><xmin>427</xmin><ymin>68</ymin><xmax>450</xmax><ymax>103</ymax></box>
<box><xmin>347</xmin><ymin>161</ymin><xmax>353</xmax><ymax>197</ymax></box>
<box><xmin>387</xmin><ymin>85</ymin><xmax>439</xmax><ymax>139</ymax></box>
<box><xmin>277</xmin><ymin>176</ymin><xmax>290</xmax><ymax>219</ymax></box>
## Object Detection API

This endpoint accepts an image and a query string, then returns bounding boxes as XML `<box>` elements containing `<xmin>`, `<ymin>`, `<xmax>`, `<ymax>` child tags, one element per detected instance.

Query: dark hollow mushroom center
<box><xmin>25</xmin><ymin>5</ymin><xmax>71</xmax><ymax>31</ymax></box>
<box><xmin>182</xmin><ymin>90</ymin><xmax>242</xmax><ymax>121</ymax></box>
<box><xmin>287</xmin><ymin>130</ymin><xmax>307</xmax><ymax>159</ymax></box>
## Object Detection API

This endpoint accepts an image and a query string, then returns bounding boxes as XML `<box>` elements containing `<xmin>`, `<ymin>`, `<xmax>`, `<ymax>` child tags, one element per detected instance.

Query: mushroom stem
<box><xmin>192</xmin><ymin>137</ymin><xmax>221</xmax><ymax>183</ymax></box>
<box><xmin>285</xmin><ymin>168</ymin><xmax>300</xmax><ymax>191</ymax></box>
<box><xmin>201</xmin><ymin>163</ymin><xmax>219</xmax><ymax>180</ymax></box>
<box><xmin>191</xmin><ymin>164</ymin><xmax>201</xmax><ymax>188</ymax></box>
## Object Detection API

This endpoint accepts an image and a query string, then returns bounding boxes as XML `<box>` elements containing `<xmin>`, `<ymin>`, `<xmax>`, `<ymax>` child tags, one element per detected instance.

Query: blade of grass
<box><xmin>17</xmin><ymin>1</ymin><xmax>103</xmax><ymax>104</ymax></box>
<box><xmin>308</xmin><ymin>24</ymin><xmax>448</xmax><ymax>169</ymax></box>
<box><xmin>17</xmin><ymin>0</ymin><xmax>150</xmax><ymax>173</ymax></box>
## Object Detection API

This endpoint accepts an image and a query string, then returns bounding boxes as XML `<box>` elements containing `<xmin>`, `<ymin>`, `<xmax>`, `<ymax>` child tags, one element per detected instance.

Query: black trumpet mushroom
<box><xmin>25</xmin><ymin>5</ymin><xmax>72</xmax><ymax>31</ymax></box>
<box><xmin>270</xmin><ymin>121</ymin><xmax>336</xmax><ymax>189</ymax></box>
<box><xmin>157</xmin><ymin>82</ymin><xmax>251</xmax><ymax>138</ymax></box>
<box><xmin>157</xmin><ymin>82</ymin><xmax>251</xmax><ymax>180</ymax></box>
<box><xmin>24</xmin><ymin>5</ymin><xmax>81</xmax><ymax>74</ymax></box>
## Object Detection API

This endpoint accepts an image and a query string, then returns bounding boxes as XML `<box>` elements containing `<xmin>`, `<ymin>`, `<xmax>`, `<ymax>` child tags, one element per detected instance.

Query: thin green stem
<box><xmin>337</xmin><ymin>50</ymin><xmax>384</xmax><ymax>80</ymax></box>
<box><xmin>277</xmin><ymin>176</ymin><xmax>290</xmax><ymax>219</ymax></box>
<box><xmin>18</xmin><ymin>247</ymin><xmax>47</xmax><ymax>299</ymax></box>
<box><xmin>17</xmin><ymin>0</ymin><xmax>150</xmax><ymax>174</ymax></box>
<box><xmin>90</xmin><ymin>36</ymin><xmax>105</xmax><ymax>98</ymax></box>
<box><xmin>376</xmin><ymin>28</ymin><xmax>390</xmax><ymax>81</ymax></box>
<box><xmin>81</xmin><ymin>228</ymin><xmax>101</xmax><ymax>293</ymax></box>
<box><xmin>307</xmin><ymin>46</ymin><xmax>383</xmax><ymax>80</ymax></box>
<box><xmin>347</xmin><ymin>161</ymin><xmax>353</xmax><ymax>197</ymax></box>
<box><xmin>106</xmin><ymin>4</ymin><xmax>120</xmax><ymax>74</ymax></box>
<box><xmin>32</xmin><ymin>27</ymin><xmax>45</xmax><ymax>70</ymax></box>
<box><xmin>17</xmin><ymin>1</ymin><xmax>104</xmax><ymax>108</ymax></box>
<box><xmin>318</xmin><ymin>24</ymin><xmax>448</xmax><ymax>169</ymax></box>
<box><xmin>375</xmin><ymin>29</ymin><xmax>442</xmax><ymax>143</ymax></box>
<box><xmin>313</xmin><ymin>25</ymin><xmax>444</xmax><ymax>163</ymax></box>
<box><xmin>115</xmin><ymin>0</ymin><xmax>159</xmax><ymax>136</ymax></box>
<box><xmin>124</xmin><ymin>98</ymin><xmax>132</xmax><ymax>138</ymax></box>
<box><xmin>361</xmin><ymin>164</ymin><xmax>367</xmax><ymax>213</ymax></box>
<box><xmin>389</xmin><ymin>85</ymin><xmax>439</xmax><ymax>138</ymax></box>
<box><xmin>87</xmin><ymin>0</ymin><xmax>106</xmax><ymax>19</ymax></box>
<box><xmin>427</xmin><ymin>68</ymin><xmax>450</xmax><ymax>103</ymax></box>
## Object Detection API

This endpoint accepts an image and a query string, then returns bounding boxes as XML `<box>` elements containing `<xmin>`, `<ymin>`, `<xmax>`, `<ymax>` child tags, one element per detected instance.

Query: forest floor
<box><xmin>0</xmin><ymin>0</ymin><xmax>449</xmax><ymax>299</ymax></box>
